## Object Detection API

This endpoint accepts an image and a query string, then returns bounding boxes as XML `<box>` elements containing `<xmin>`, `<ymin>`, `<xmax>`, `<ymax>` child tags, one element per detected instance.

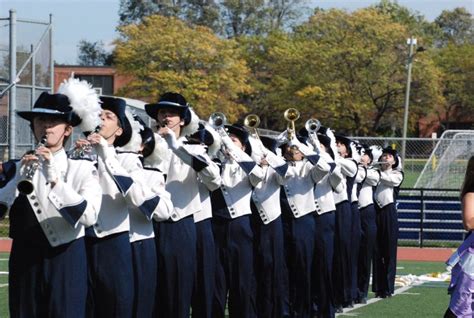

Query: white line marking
<box><xmin>0</xmin><ymin>271</ymin><xmax>8</xmax><ymax>275</ymax></box>
<box><xmin>0</xmin><ymin>283</ymin><xmax>8</xmax><ymax>288</ymax></box>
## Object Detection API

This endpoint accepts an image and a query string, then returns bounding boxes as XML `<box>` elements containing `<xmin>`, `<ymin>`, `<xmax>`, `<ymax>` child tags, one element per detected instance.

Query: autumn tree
<box><xmin>77</xmin><ymin>40</ymin><xmax>113</xmax><ymax>66</ymax></box>
<box><xmin>434</xmin><ymin>7</ymin><xmax>474</xmax><ymax>46</ymax></box>
<box><xmin>114</xmin><ymin>15</ymin><xmax>252</xmax><ymax>122</ymax></box>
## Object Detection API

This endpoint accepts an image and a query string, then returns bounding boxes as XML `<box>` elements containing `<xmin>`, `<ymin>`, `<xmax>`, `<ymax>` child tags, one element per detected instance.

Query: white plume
<box><xmin>144</xmin><ymin>133</ymin><xmax>172</xmax><ymax>170</ymax></box>
<box><xmin>180</xmin><ymin>108</ymin><xmax>200</xmax><ymax>137</ymax></box>
<box><xmin>116</xmin><ymin>108</ymin><xmax>143</xmax><ymax>152</ymax></box>
<box><xmin>57</xmin><ymin>74</ymin><xmax>101</xmax><ymax>132</ymax></box>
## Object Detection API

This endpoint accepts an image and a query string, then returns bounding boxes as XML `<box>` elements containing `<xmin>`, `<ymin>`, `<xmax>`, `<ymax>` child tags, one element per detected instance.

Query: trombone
<box><xmin>244</xmin><ymin>114</ymin><xmax>260</xmax><ymax>140</ymax></box>
<box><xmin>284</xmin><ymin>108</ymin><xmax>300</xmax><ymax>140</ymax></box>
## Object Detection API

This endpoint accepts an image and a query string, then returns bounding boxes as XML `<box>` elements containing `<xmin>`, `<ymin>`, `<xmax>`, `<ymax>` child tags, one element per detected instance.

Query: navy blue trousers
<box><xmin>192</xmin><ymin>219</ymin><xmax>216</xmax><ymax>318</ymax></box>
<box><xmin>85</xmin><ymin>232</ymin><xmax>134</xmax><ymax>318</ymax></box>
<box><xmin>9</xmin><ymin>237</ymin><xmax>87</xmax><ymax>318</ymax></box>
<box><xmin>131</xmin><ymin>238</ymin><xmax>157</xmax><ymax>318</ymax></box>
<box><xmin>252</xmin><ymin>215</ymin><xmax>290</xmax><ymax>318</ymax></box>
<box><xmin>155</xmin><ymin>216</ymin><xmax>196</xmax><ymax>318</ymax></box>
<box><xmin>333</xmin><ymin>201</ymin><xmax>352</xmax><ymax>306</ymax></box>
<box><xmin>372</xmin><ymin>203</ymin><xmax>398</xmax><ymax>296</ymax></box>
<box><xmin>212</xmin><ymin>215</ymin><xmax>257</xmax><ymax>318</ymax></box>
<box><xmin>357</xmin><ymin>204</ymin><xmax>376</xmax><ymax>300</ymax></box>
<box><xmin>282</xmin><ymin>212</ymin><xmax>316</xmax><ymax>318</ymax></box>
<box><xmin>350</xmin><ymin>202</ymin><xmax>361</xmax><ymax>302</ymax></box>
<box><xmin>312</xmin><ymin>211</ymin><xmax>336</xmax><ymax>318</ymax></box>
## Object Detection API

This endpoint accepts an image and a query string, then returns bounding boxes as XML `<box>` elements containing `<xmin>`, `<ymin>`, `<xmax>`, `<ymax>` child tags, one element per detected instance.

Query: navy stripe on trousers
<box><xmin>192</xmin><ymin>219</ymin><xmax>216</xmax><ymax>318</ymax></box>
<box><xmin>131</xmin><ymin>238</ymin><xmax>157</xmax><ymax>318</ymax></box>
<box><xmin>155</xmin><ymin>216</ymin><xmax>196</xmax><ymax>318</ymax></box>
<box><xmin>312</xmin><ymin>211</ymin><xmax>336</xmax><ymax>318</ymax></box>
<box><xmin>282</xmin><ymin>212</ymin><xmax>316</xmax><ymax>318</ymax></box>
<box><xmin>212</xmin><ymin>215</ymin><xmax>257</xmax><ymax>318</ymax></box>
<box><xmin>9</xmin><ymin>237</ymin><xmax>87</xmax><ymax>318</ymax></box>
<box><xmin>85</xmin><ymin>231</ymin><xmax>134</xmax><ymax>318</ymax></box>
<box><xmin>372</xmin><ymin>203</ymin><xmax>398</xmax><ymax>296</ymax></box>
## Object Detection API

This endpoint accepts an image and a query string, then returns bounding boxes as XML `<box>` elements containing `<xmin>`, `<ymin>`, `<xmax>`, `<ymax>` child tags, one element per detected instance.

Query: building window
<box><xmin>75</xmin><ymin>75</ymin><xmax>113</xmax><ymax>95</ymax></box>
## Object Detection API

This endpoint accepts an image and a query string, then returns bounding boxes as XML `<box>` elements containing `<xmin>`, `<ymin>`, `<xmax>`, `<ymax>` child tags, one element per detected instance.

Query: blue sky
<box><xmin>1</xmin><ymin>0</ymin><xmax>473</xmax><ymax>64</ymax></box>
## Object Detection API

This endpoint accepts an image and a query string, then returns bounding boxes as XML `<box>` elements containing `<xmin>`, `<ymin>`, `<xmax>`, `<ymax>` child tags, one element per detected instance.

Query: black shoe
<box><xmin>356</xmin><ymin>297</ymin><xmax>367</xmax><ymax>304</ymax></box>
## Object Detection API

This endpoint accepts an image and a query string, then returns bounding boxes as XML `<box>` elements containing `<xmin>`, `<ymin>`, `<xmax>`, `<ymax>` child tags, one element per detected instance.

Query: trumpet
<box><xmin>17</xmin><ymin>135</ymin><xmax>47</xmax><ymax>195</ymax></box>
<box><xmin>209</xmin><ymin>112</ymin><xmax>227</xmax><ymax>130</ymax></box>
<box><xmin>305</xmin><ymin>118</ymin><xmax>321</xmax><ymax>134</ymax></box>
<box><xmin>244</xmin><ymin>114</ymin><xmax>260</xmax><ymax>140</ymax></box>
<box><xmin>284</xmin><ymin>108</ymin><xmax>300</xmax><ymax>140</ymax></box>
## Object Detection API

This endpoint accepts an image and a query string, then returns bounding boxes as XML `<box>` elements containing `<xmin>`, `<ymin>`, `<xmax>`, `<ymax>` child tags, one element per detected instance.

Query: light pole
<box><xmin>401</xmin><ymin>37</ymin><xmax>416</xmax><ymax>166</ymax></box>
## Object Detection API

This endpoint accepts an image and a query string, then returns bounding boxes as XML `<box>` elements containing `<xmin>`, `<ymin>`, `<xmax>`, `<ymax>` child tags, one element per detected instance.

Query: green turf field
<box><xmin>0</xmin><ymin>255</ymin><xmax>452</xmax><ymax>318</ymax></box>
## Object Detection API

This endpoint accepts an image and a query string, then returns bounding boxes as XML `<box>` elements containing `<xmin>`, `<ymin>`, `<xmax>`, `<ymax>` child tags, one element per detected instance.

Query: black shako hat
<box><xmin>260</xmin><ymin>135</ymin><xmax>278</xmax><ymax>154</ymax></box>
<box><xmin>99</xmin><ymin>96</ymin><xmax>132</xmax><ymax>148</ymax></box>
<box><xmin>381</xmin><ymin>147</ymin><xmax>399</xmax><ymax>168</ymax></box>
<box><xmin>187</xmin><ymin>123</ymin><xmax>214</xmax><ymax>146</ymax></box>
<box><xmin>225</xmin><ymin>123</ymin><xmax>252</xmax><ymax>156</ymax></box>
<box><xmin>335</xmin><ymin>134</ymin><xmax>352</xmax><ymax>158</ymax></box>
<box><xmin>133</xmin><ymin>114</ymin><xmax>155</xmax><ymax>158</ymax></box>
<box><xmin>145</xmin><ymin>92</ymin><xmax>191</xmax><ymax>126</ymax></box>
<box><xmin>17</xmin><ymin>92</ymin><xmax>81</xmax><ymax>127</ymax></box>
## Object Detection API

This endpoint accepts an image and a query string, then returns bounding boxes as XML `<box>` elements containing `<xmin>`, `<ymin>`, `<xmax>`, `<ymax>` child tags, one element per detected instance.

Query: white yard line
<box><xmin>0</xmin><ymin>271</ymin><xmax>8</xmax><ymax>275</ymax></box>
<box><xmin>0</xmin><ymin>283</ymin><xmax>8</xmax><ymax>288</ymax></box>
<box><xmin>336</xmin><ymin>272</ymin><xmax>449</xmax><ymax>316</ymax></box>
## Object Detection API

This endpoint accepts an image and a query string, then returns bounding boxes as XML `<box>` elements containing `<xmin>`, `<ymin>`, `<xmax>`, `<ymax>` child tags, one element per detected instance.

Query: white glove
<box><xmin>275</xmin><ymin>130</ymin><xmax>289</xmax><ymax>147</ymax></box>
<box><xmin>43</xmin><ymin>158</ymin><xmax>59</xmax><ymax>183</ymax></box>
<box><xmin>162</xmin><ymin>128</ymin><xmax>180</xmax><ymax>151</ymax></box>
<box><xmin>95</xmin><ymin>135</ymin><xmax>115</xmax><ymax>160</ymax></box>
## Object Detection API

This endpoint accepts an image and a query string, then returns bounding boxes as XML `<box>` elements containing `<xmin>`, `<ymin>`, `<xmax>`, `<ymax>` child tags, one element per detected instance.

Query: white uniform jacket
<box><xmin>315</xmin><ymin>151</ymin><xmax>343</xmax><ymax>215</ymax></box>
<box><xmin>333</xmin><ymin>157</ymin><xmax>358</xmax><ymax>204</ymax></box>
<box><xmin>193</xmin><ymin>153</ymin><xmax>222</xmax><ymax>223</ymax></box>
<box><xmin>213</xmin><ymin>135</ymin><xmax>264</xmax><ymax>219</ymax></box>
<box><xmin>0</xmin><ymin>149</ymin><xmax>102</xmax><ymax>247</ymax></box>
<box><xmin>277</xmin><ymin>155</ymin><xmax>331</xmax><ymax>218</ymax></box>
<box><xmin>358</xmin><ymin>166</ymin><xmax>380</xmax><ymax>209</ymax></box>
<box><xmin>90</xmin><ymin>147</ymin><xmax>168</xmax><ymax>238</ymax></box>
<box><xmin>158</xmin><ymin>135</ymin><xmax>221</xmax><ymax>222</ymax></box>
<box><xmin>128</xmin><ymin>162</ymin><xmax>174</xmax><ymax>243</ymax></box>
<box><xmin>351</xmin><ymin>165</ymin><xmax>367</xmax><ymax>203</ymax></box>
<box><xmin>374</xmin><ymin>168</ymin><xmax>404</xmax><ymax>208</ymax></box>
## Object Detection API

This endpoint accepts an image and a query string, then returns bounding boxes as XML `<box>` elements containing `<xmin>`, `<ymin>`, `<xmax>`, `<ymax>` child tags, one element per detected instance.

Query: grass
<box><xmin>0</xmin><ymin>256</ymin><xmax>451</xmax><ymax>318</ymax></box>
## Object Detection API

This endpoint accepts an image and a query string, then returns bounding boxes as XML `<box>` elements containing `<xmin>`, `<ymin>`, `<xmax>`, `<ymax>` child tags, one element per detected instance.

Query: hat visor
<box><xmin>17</xmin><ymin>108</ymin><xmax>72</xmax><ymax>123</ymax></box>
<box><xmin>145</xmin><ymin>103</ymin><xmax>187</xmax><ymax>119</ymax></box>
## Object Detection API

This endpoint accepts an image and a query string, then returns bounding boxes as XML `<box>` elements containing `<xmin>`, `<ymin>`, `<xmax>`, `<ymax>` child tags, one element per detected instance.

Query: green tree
<box><xmin>434</xmin><ymin>8</ymin><xmax>474</xmax><ymax>46</ymax></box>
<box><xmin>77</xmin><ymin>40</ymin><xmax>113</xmax><ymax>66</ymax></box>
<box><xmin>114</xmin><ymin>15</ymin><xmax>252</xmax><ymax>122</ymax></box>
<box><xmin>433</xmin><ymin>43</ymin><xmax>474</xmax><ymax>129</ymax></box>
<box><xmin>241</xmin><ymin>8</ymin><xmax>442</xmax><ymax>135</ymax></box>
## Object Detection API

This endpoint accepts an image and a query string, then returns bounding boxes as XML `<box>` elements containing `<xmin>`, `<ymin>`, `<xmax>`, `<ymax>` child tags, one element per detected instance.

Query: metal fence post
<box><xmin>8</xmin><ymin>9</ymin><xmax>17</xmax><ymax>160</ymax></box>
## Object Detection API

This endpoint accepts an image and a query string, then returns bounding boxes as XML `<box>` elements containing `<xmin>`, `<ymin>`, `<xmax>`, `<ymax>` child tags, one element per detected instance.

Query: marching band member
<box><xmin>332</xmin><ymin>134</ymin><xmax>358</xmax><ymax>312</ymax></box>
<box><xmin>84</xmin><ymin>96</ymin><xmax>166</xmax><ymax>317</ymax></box>
<box><xmin>145</xmin><ymin>92</ymin><xmax>220</xmax><ymax>318</ymax></box>
<box><xmin>126</xmin><ymin>115</ymin><xmax>174</xmax><ymax>318</ymax></box>
<box><xmin>1</xmin><ymin>90</ymin><xmax>102</xmax><ymax>317</ymax></box>
<box><xmin>372</xmin><ymin>147</ymin><xmax>404</xmax><ymax>299</ymax></box>
<box><xmin>210</xmin><ymin>123</ymin><xmax>264</xmax><ymax>318</ymax></box>
<box><xmin>356</xmin><ymin>145</ymin><xmax>380</xmax><ymax>304</ymax></box>
<box><xmin>278</xmin><ymin>132</ymin><xmax>332</xmax><ymax>318</ymax></box>
<box><xmin>248</xmin><ymin>133</ymin><xmax>290</xmax><ymax>318</ymax></box>
<box><xmin>188</xmin><ymin>123</ymin><xmax>222</xmax><ymax>318</ymax></box>
<box><xmin>304</xmin><ymin>126</ymin><xmax>344</xmax><ymax>318</ymax></box>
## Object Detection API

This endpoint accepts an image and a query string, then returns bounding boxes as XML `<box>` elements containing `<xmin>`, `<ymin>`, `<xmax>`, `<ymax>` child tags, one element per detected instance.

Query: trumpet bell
<box><xmin>284</xmin><ymin>108</ymin><xmax>300</xmax><ymax>122</ymax></box>
<box><xmin>244</xmin><ymin>114</ymin><xmax>260</xmax><ymax>129</ymax></box>
<box><xmin>209</xmin><ymin>112</ymin><xmax>227</xmax><ymax>129</ymax></box>
<box><xmin>305</xmin><ymin>118</ymin><xmax>321</xmax><ymax>133</ymax></box>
